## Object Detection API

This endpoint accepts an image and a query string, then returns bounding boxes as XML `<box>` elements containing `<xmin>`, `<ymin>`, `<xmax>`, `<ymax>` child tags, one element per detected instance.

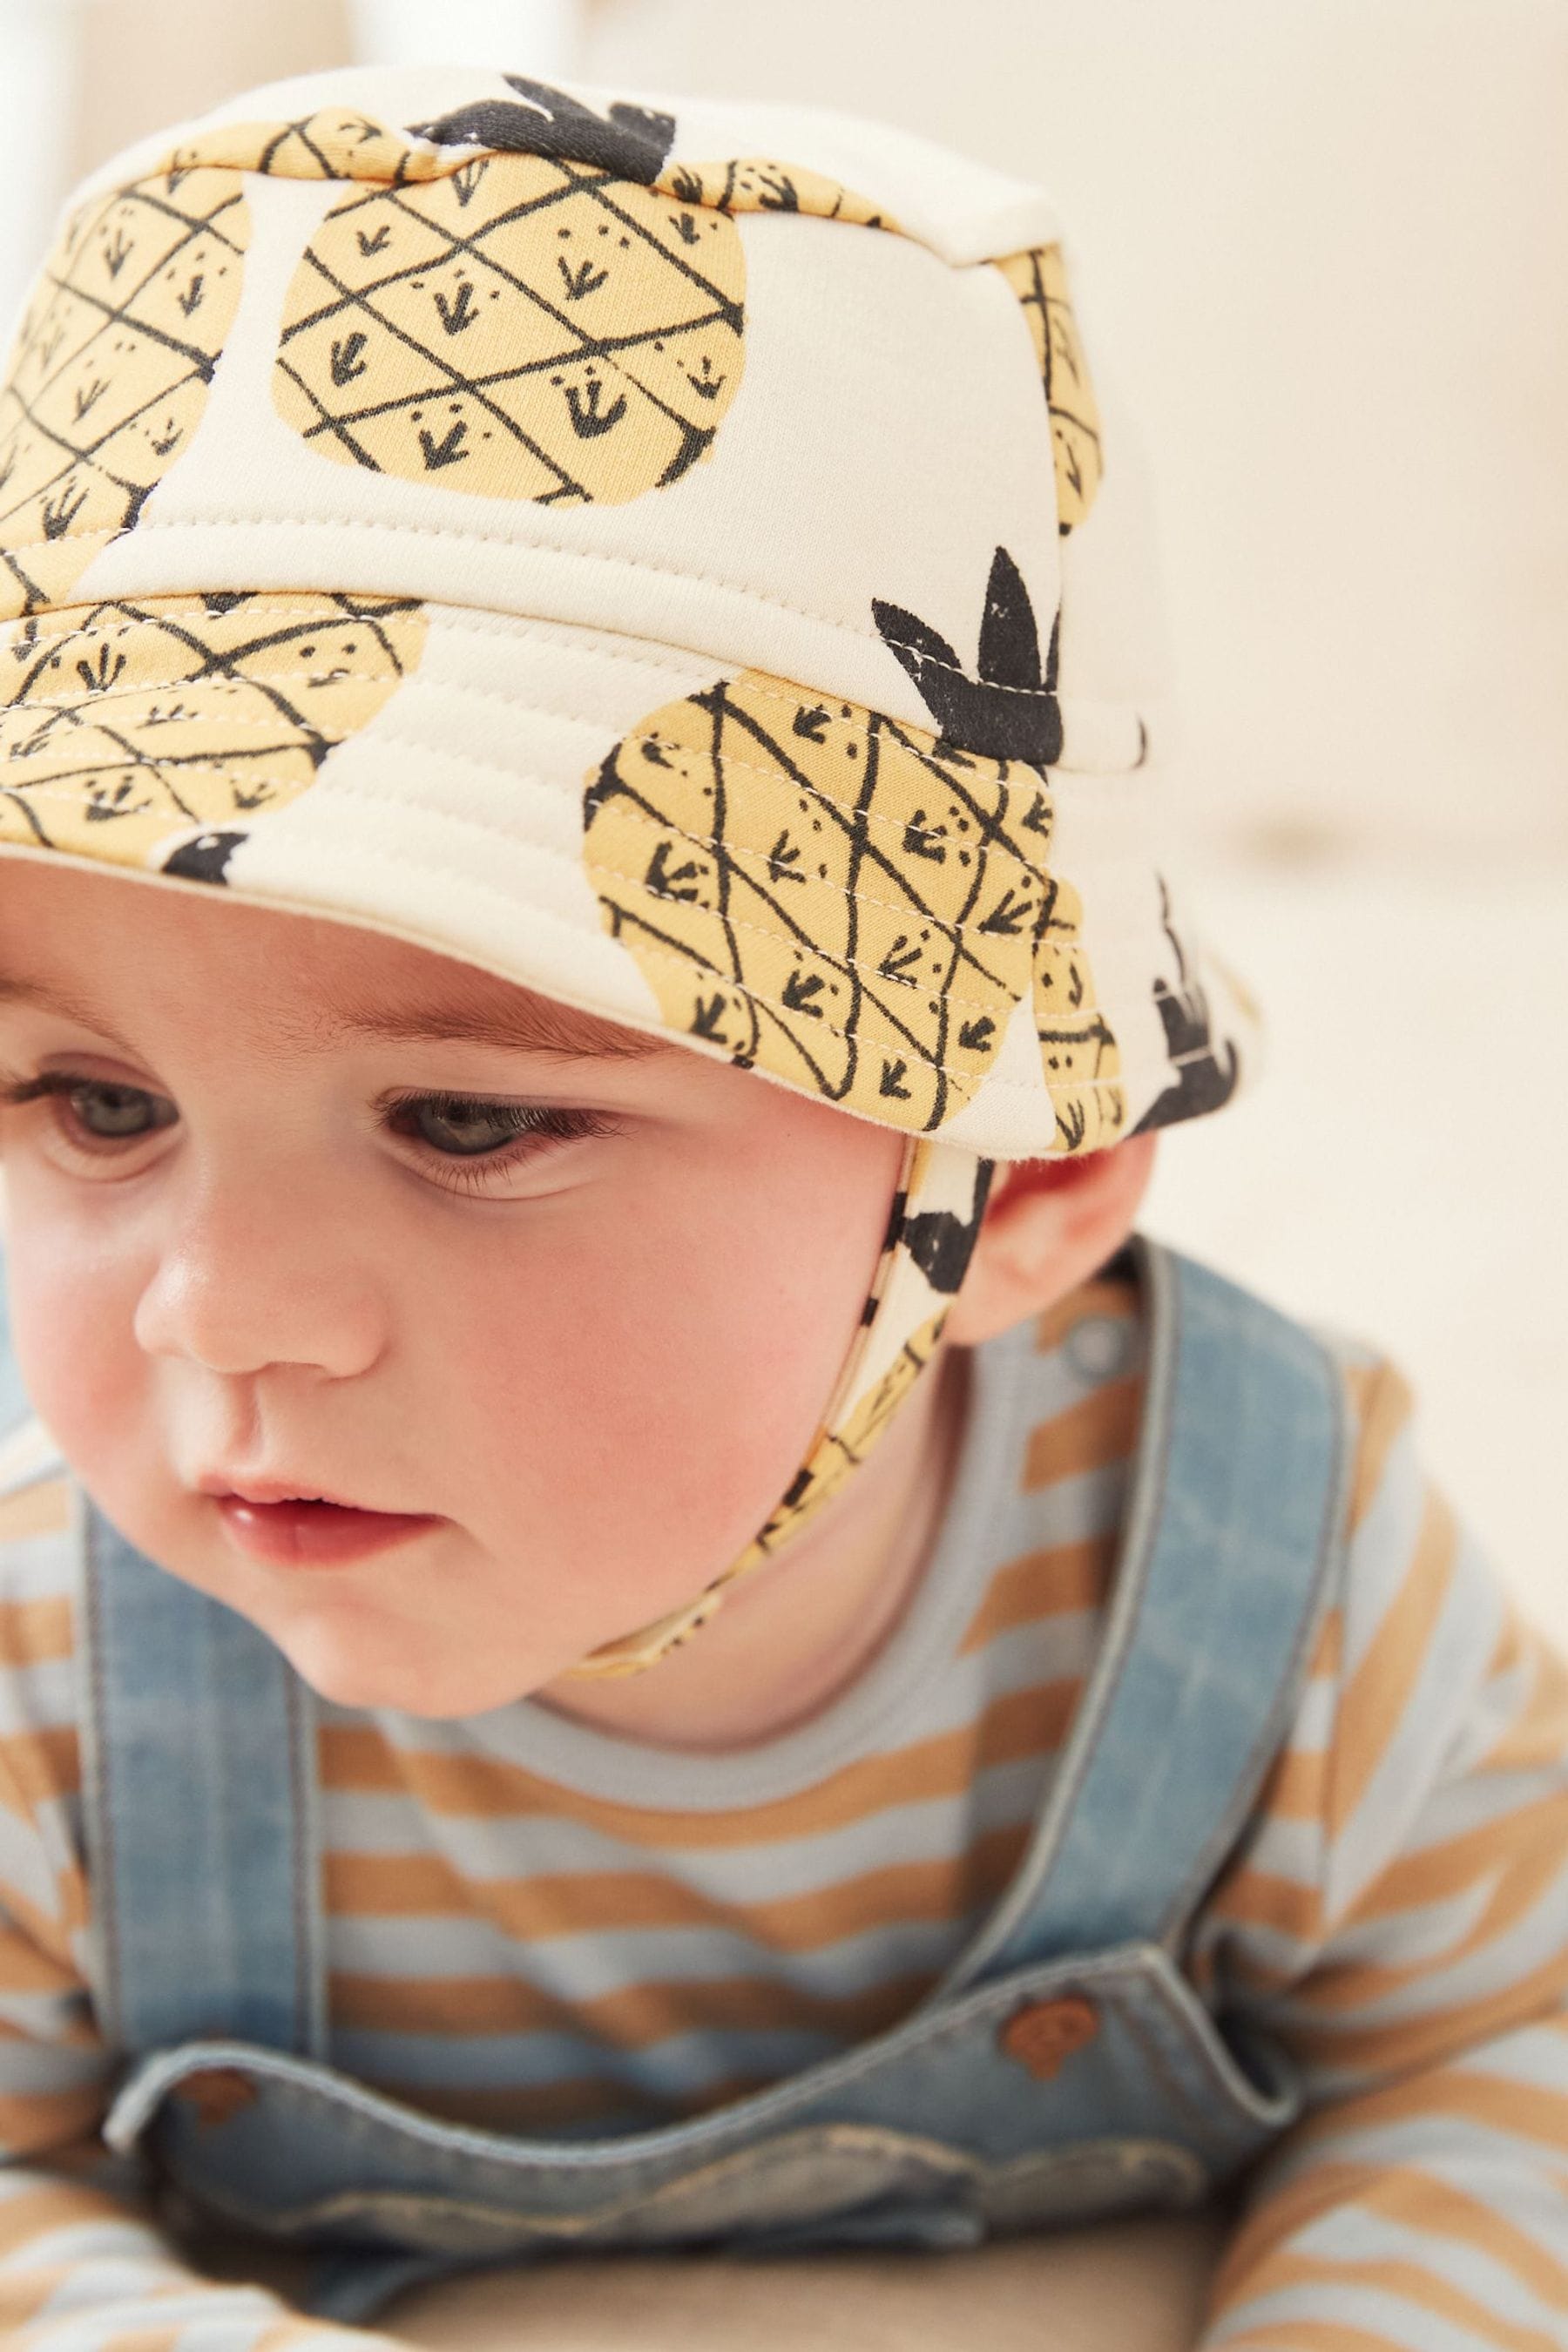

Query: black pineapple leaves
<box><xmin>1131</xmin><ymin>878</ymin><xmax>1241</xmax><ymax>1132</ymax></box>
<box><xmin>977</xmin><ymin>546</ymin><xmax>1043</xmax><ymax>692</ymax></box>
<box><xmin>873</xmin><ymin>547</ymin><xmax>1063</xmax><ymax>766</ymax></box>
<box><xmin>409</xmin><ymin>77</ymin><xmax>678</xmax><ymax>183</ymax></box>
<box><xmin>899</xmin><ymin>1160</ymin><xmax>996</xmax><ymax>1294</ymax></box>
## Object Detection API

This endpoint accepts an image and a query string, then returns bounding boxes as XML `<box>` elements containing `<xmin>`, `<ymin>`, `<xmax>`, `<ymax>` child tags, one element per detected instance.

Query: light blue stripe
<box><xmin>1468</xmin><ymin>2014</ymin><xmax>1568</xmax><ymax>2092</ymax></box>
<box><xmin>318</xmin><ymin>1740</ymin><xmax>1066</xmax><ymax>1901</ymax></box>
<box><xmin>1212</xmin><ymin>2279</ymin><xmax>1508</xmax><ymax>2352</ymax></box>
<box><xmin>1335</xmin><ymin>1528</ymin><xmax>1506</xmax><ymax>1896</ymax></box>
<box><xmin>0</xmin><ymin>2038</ymin><xmax>111</xmax><ymax>2098</ymax></box>
<box><xmin>0</xmin><ymin>1528</ymin><xmax>78</xmax><ymax>1606</ymax></box>
<box><xmin>1214</xmin><ymin>1808</ymin><xmax>1323</xmax><ymax>1894</ymax></box>
<box><xmin>0</xmin><ymin>1654</ymin><xmax>77</xmax><ymax>1740</ymax></box>
<box><xmin>328</xmin><ymin>1914</ymin><xmax>968</xmax><ymax>2003</ymax></box>
<box><xmin>0</xmin><ymin>1811</ymin><xmax>74</xmax><ymax>1916</ymax></box>
<box><xmin>0</xmin><ymin>1986</ymin><xmax>98</xmax><ymax>2042</ymax></box>
<box><xmin>1339</xmin><ymin>1416</ymin><xmax>1430</xmax><ymax>1675</ymax></box>
<box><xmin>1299</xmin><ymin>2200</ymin><xmax>1556</xmax><ymax>2331</ymax></box>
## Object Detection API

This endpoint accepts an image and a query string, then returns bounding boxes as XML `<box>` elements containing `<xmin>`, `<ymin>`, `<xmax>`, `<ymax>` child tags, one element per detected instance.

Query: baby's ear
<box><xmin>941</xmin><ymin>1133</ymin><xmax>1156</xmax><ymax>1348</ymax></box>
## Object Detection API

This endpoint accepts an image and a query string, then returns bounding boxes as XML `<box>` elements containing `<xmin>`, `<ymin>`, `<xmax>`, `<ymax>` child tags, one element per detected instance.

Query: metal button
<box><xmin>172</xmin><ymin>2067</ymin><xmax>259</xmax><ymax>2129</ymax></box>
<box><xmin>999</xmin><ymin>1995</ymin><xmax>1101</xmax><ymax>2081</ymax></box>
<box><xmin>1063</xmin><ymin>1313</ymin><xmax>1132</xmax><ymax>1384</ymax></box>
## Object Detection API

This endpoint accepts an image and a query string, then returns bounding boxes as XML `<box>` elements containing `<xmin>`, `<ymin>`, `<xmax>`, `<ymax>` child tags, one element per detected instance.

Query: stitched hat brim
<box><xmin>0</xmin><ymin>590</ymin><xmax>1259</xmax><ymax>1157</ymax></box>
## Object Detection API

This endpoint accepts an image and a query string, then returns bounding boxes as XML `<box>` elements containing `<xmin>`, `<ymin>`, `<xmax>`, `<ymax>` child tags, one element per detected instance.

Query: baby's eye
<box><xmin>0</xmin><ymin>1073</ymin><xmax>177</xmax><ymax>1148</ymax></box>
<box><xmin>385</xmin><ymin>1091</ymin><xmax>613</xmax><ymax>1168</ymax></box>
<box><xmin>66</xmin><ymin>1080</ymin><xmax>172</xmax><ymax>1139</ymax></box>
<box><xmin>405</xmin><ymin>1096</ymin><xmax>547</xmax><ymax>1157</ymax></box>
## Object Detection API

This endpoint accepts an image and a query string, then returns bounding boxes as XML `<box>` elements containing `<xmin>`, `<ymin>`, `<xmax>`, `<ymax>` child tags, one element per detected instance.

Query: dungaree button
<box><xmin>999</xmin><ymin>1995</ymin><xmax>1100</xmax><ymax>2080</ymax></box>
<box><xmin>172</xmin><ymin>2068</ymin><xmax>259</xmax><ymax>2129</ymax></box>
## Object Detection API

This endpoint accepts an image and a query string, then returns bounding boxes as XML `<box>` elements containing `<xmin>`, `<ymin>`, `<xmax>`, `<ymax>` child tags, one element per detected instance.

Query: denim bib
<box><xmin>67</xmin><ymin>1236</ymin><xmax>1349</xmax><ymax>2324</ymax></box>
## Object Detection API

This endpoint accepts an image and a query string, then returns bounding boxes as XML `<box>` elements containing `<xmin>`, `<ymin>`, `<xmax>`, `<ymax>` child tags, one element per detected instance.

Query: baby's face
<box><xmin>0</xmin><ymin>862</ymin><xmax>906</xmax><ymax>1715</ymax></box>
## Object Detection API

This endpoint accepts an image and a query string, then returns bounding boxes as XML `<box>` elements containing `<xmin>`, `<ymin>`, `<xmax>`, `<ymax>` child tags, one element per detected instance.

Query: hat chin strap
<box><xmin>558</xmin><ymin>1580</ymin><xmax>744</xmax><ymax>1684</ymax></box>
<box><xmin>562</xmin><ymin>1138</ymin><xmax>993</xmax><ymax>1681</ymax></box>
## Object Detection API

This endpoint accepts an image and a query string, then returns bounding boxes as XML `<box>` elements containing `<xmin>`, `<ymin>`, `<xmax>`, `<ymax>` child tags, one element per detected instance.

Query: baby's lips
<box><xmin>196</xmin><ymin>1471</ymin><xmax>386</xmax><ymax>1512</ymax></box>
<box><xmin>213</xmin><ymin>1494</ymin><xmax>443</xmax><ymax>1570</ymax></box>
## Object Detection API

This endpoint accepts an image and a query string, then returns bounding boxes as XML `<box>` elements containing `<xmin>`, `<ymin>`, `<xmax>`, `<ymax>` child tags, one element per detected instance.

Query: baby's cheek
<box><xmin>3</xmin><ymin>1223</ymin><xmax>146</xmax><ymax>1477</ymax></box>
<box><xmin>472</xmin><ymin>1266</ymin><xmax>828</xmax><ymax>1572</ymax></box>
<box><xmin>448</xmin><ymin>1191</ymin><xmax>875</xmax><ymax>1610</ymax></box>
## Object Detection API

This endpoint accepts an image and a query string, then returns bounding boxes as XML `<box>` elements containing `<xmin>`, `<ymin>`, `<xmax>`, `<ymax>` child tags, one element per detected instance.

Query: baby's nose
<box><xmin>131</xmin><ymin>1174</ymin><xmax>385</xmax><ymax>1382</ymax></box>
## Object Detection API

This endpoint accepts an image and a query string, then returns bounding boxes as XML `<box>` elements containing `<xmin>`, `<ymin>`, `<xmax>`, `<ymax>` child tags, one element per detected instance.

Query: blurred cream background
<box><xmin>1</xmin><ymin>0</ymin><xmax>1564</xmax><ymax>1634</ymax></box>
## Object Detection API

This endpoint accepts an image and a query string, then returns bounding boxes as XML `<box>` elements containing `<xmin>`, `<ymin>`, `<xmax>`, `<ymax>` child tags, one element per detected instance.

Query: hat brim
<box><xmin>0</xmin><ymin>589</ymin><xmax>1258</xmax><ymax>1157</ymax></box>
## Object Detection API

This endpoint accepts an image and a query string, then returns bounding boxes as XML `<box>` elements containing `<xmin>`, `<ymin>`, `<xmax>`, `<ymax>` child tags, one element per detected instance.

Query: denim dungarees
<box><xmin>56</xmin><ymin>1238</ymin><xmax>1350</xmax><ymax>2324</ymax></box>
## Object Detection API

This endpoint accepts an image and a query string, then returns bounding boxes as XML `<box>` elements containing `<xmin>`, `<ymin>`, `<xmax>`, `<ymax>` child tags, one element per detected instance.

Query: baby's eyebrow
<box><xmin>330</xmin><ymin>998</ymin><xmax>669</xmax><ymax>1061</ymax></box>
<box><xmin>0</xmin><ymin>975</ymin><xmax>125</xmax><ymax>1038</ymax></box>
<box><xmin>0</xmin><ymin>970</ymin><xmax>667</xmax><ymax>1064</ymax></box>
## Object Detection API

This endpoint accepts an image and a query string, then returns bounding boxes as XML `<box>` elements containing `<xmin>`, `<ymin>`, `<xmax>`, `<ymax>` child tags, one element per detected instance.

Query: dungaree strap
<box><xmin>950</xmin><ymin>1236</ymin><xmax>1352</xmax><ymax>1986</ymax></box>
<box><xmin>78</xmin><ymin>1508</ymin><xmax>328</xmax><ymax>2060</ymax></box>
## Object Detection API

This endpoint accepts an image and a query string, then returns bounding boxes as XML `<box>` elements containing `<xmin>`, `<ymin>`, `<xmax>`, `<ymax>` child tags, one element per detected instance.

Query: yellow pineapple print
<box><xmin>256</xmin><ymin>82</ymin><xmax>887</xmax><ymax>508</ymax></box>
<box><xmin>654</xmin><ymin>155</ymin><xmax>891</xmax><ymax>230</ymax></box>
<box><xmin>0</xmin><ymin>591</ymin><xmax>427</xmax><ymax>878</ymax></box>
<box><xmin>995</xmin><ymin>243</ymin><xmax>1104</xmax><ymax>534</ymax></box>
<box><xmin>163</xmin><ymin>110</ymin><xmax>456</xmax><ymax>186</ymax></box>
<box><xmin>583</xmin><ymin>549</ymin><xmax>1124</xmax><ymax>1151</ymax></box>
<box><xmin>0</xmin><ymin>164</ymin><xmax>251</xmax><ymax>621</ymax></box>
<box><xmin>272</xmin><ymin>157</ymin><xmax>747</xmax><ymax>505</ymax></box>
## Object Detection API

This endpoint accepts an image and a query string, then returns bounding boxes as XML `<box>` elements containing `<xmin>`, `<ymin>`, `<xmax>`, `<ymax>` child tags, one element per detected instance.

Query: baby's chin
<box><xmin>267</xmin><ymin>1609</ymin><xmax>559</xmax><ymax>1720</ymax></box>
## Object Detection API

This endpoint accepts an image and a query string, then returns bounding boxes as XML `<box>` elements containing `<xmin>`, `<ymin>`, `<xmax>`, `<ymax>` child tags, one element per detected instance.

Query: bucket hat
<box><xmin>0</xmin><ymin>66</ymin><xmax>1259</xmax><ymax>1673</ymax></box>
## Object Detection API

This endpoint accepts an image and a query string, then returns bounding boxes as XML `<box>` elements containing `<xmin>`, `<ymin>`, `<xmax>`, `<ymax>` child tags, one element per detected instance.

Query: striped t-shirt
<box><xmin>0</xmin><ymin>1254</ymin><xmax>1563</xmax><ymax>2350</ymax></box>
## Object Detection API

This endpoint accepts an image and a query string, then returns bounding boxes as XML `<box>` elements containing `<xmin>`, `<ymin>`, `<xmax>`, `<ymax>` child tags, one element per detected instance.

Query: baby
<box><xmin>0</xmin><ymin>62</ymin><xmax>1562</xmax><ymax>2352</ymax></box>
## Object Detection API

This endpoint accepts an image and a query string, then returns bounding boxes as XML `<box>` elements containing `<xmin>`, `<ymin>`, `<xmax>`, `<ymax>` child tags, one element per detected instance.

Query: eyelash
<box><xmin>0</xmin><ymin>1074</ymin><xmax>617</xmax><ymax>1195</ymax></box>
<box><xmin>384</xmin><ymin>1090</ymin><xmax>618</xmax><ymax>1193</ymax></box>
